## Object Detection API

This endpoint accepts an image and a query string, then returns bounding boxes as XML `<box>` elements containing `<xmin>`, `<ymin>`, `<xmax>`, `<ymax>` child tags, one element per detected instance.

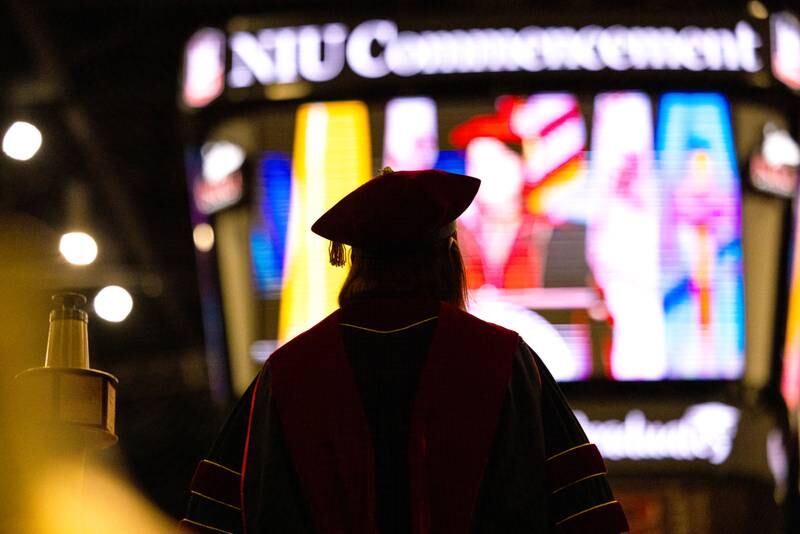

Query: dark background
<box><xmin>1</xmin><ymin>0</ymin><xmax>795</xmax><ymax>520</ymax></box>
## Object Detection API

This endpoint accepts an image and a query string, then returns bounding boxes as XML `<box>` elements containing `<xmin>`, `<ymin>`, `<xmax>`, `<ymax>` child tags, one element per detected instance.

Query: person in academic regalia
<box><xmin>179</xmin><ymin>168</ymin><xmax>629</xmax><ymax>534</ymax></box>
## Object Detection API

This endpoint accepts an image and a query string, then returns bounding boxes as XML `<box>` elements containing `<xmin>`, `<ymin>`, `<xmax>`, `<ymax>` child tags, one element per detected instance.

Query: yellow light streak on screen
<box><xmin>278</xmin><ymin>101</ymin><xmax>372</xmax><ymax>343</ymax></box>
<box><xmin>783</xmin><ymin>218</ymin><xmax>800</xmax><ymax>412</ymax></box>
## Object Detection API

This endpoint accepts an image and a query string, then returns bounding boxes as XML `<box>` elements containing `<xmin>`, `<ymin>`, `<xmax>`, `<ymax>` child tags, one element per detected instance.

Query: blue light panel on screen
<box><xmin>250</xmin><ymin>152</ymin><xmax>291</xmax><ymax>296</ymax></box>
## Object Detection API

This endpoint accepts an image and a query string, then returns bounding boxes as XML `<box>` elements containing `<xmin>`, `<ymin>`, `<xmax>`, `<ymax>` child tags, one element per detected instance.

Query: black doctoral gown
<box><xmin>180</xmin><ymin>299</ymin><xmax>628</xmax><ymax>534</ymax></box>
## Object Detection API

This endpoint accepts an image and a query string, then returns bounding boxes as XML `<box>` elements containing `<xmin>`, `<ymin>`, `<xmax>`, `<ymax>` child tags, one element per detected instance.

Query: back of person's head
<box><xmin>311</xmin><ymin>168</ymin><xmax>480</xmax><ymax>311</ymax></box>
<box><xmin>338</xmin><ymin>236</ymin><xmax>468</xmax><ymax>309</ymax></box>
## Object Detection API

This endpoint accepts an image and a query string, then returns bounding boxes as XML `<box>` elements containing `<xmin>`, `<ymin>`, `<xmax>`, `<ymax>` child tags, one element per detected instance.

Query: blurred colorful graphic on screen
<box><xmin>655</xmin><ymin>93</ymin><xmax>744</xmax><ymax>379</ymax></box>
<box><xmin>250</xmin><ymin>91</ymin><xmax>745</xmax><ymax>381</ymax></box>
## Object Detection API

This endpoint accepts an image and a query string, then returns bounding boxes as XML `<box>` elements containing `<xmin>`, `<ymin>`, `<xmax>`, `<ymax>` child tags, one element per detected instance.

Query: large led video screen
<box><xmin>248</xmin><ymin>91</ymin><xmax>745</xmax><ymax>381</ymax></box>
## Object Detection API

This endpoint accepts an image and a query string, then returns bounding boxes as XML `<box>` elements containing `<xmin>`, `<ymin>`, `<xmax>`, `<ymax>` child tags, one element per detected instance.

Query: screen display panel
<box><xmin>247</xmin><ymin>91</ymin><xmax>745</xmax><ymax>381</ymax></box>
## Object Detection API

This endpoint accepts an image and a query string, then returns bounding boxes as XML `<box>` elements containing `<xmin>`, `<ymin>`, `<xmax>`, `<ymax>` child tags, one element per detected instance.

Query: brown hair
<box><xmin>338</xmin><ymin>236</ymin><xmax>468</xmax><ymax>309</ymax></box>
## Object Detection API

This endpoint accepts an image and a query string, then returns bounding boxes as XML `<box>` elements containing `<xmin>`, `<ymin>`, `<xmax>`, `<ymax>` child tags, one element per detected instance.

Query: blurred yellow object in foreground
<box><xmin>0</xmin><ymin>215</ymin><xmax>172</xmax><ymax>533</ymax></box>
<box><xmin>27</xmin><ymin>458</ymin><xmax>173</xmax><ymax>534</ymax></box>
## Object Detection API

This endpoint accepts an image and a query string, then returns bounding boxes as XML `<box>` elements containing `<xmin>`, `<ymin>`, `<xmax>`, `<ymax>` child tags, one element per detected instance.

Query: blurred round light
<box><xmin>763</xmin><ymin>125</ymin><xmax>800</xmax><ymax>167</ymax></box>
<box><xmin>59</xmin><ymin>232</ymin><xmax>98</xmax><ymax>265</ymax></box>
<box><xmin>193</xmin><ymin>223</ymin><xmax>215</xmax><ymax>252</ymax></box>
<box><xmin>94</xmin><ymin>286</ymin><xmax>133</xmax><ymax>323</ymax></box>
<box><xmin>201</xmin><ymin>141</ymin><xmax>245</xmax><ymax>184</ymax></box>
<box><xmin>748</xmin><ymin>0</ymin><xmax>768</xmax><ymax>20</ymax></box>
<box><xmin>2</xmin><ymin>121</ymin><xmax>43</xmax><ymax>161</ymax></box>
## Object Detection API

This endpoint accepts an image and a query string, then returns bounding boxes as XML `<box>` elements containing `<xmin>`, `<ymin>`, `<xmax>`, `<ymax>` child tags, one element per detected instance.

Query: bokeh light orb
<box><xmin>94</xmin><ymin>286</ymin><xmax>133</xmax><ymax>323</ymax></box>
<box><xmin>747</xmin><ymin>0</ymin><xmax>768</xmax><ymax>20</ymax></box>
<box><xmin>192</xmin><ymin>223</ymin><xmax>215</xmax><ymax>252</ymax></box>
<box><xmin>59</xmin><ymin>232</ymin><xmax>98</xmax><ymax>266</ymax></box>
<box><xmin>3</xmin><ymin>121</ymin><xmax>43</xmax><ymax>161</ymax></box>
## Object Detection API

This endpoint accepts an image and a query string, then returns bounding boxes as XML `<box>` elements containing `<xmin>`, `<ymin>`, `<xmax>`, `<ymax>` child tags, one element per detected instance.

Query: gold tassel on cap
<box><xmin>378</xmin><ymin>166</ymin><xmax>394</xmax><ymax>176</ymax></box>
<box><xmin>329</xmin><ymin>241</ymin><xmax>346</xmax><ymax>267</ymax></box>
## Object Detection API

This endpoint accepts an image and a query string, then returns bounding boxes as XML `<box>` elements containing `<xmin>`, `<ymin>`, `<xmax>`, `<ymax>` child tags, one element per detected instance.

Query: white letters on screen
<box><xmin>223</xmin><ymin>19</ymin><xmax>764</xmax><ymax>90</ymax></box>
<box><xmin>574</xmin><ymin>402</ymin><xmax>741</xmax><ymax>465</ymax></box>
